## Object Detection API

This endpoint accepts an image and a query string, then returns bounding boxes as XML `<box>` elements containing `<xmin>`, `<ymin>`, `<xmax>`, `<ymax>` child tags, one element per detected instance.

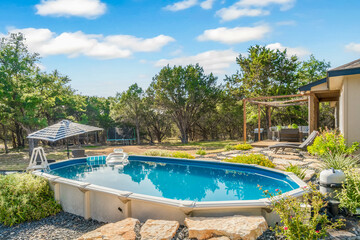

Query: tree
<box><xmin>151</xmin><ymin>64</ymin><xmax>219</xmax><ymax>143</ymax></box>
<box><xmin>110</xmin><ymin>84</ymin><xmax>144</xmax><ymax>144</ymax></box>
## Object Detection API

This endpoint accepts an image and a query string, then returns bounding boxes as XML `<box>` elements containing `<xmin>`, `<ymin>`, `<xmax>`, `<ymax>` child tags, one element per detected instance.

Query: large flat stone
<box><xmin>77</xmin><ymin>218</ymin><xmax>139</xmax><ymax>240</ymax></box>
<box><xmin>303</xmin><ymin>169</ymin><xmax>316</xmax><ymax>181</ymax></box>
<box><xmin>272</xmin><ymin>158</ymin><xmax>307</xmax><ymax>167</ymax></box>
<box><xmin>185</xmin><ymin>215</ymin><xmax>268</xmax><ymax>240</ymax></box>
<box><xmin>140</xmin><ymin>219</ymin><xmax>179</xmax><ymax>240</ymax></box>
<box><xmin>270</xmin><ymin>154</ymin><xmax>302</xmax><ymax>160</ymax></box>
<box><xmin>327</xmin><ymin>229</ymin><xmax>357</xmax><ymax>239</ymax></box>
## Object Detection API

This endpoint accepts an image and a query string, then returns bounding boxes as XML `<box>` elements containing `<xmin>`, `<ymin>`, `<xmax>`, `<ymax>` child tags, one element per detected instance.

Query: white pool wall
<box><xmin>33</xmin><ymin>156</ymin><xmax>306</xmax><ymax>226</ymax></box>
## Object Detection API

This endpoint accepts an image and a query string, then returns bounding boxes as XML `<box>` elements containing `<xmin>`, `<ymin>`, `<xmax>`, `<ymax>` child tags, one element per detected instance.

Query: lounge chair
<box><xmin>72</xmin><ymin>149</ymin><xmax>87</xmax><ymax>158</ymax></box>
<box><xmin>269</xmin><ymin>131</ymin><xmax>318</xmax><ymax>153</ymax></box>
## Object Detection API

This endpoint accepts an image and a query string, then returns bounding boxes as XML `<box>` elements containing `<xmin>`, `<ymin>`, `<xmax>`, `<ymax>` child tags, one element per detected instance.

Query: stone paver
<box><xmin>140</xmin><ymin>219</ymin><xmax>179</xmax><ymax>240</ymax></box>
<box><xmin>327</xmin><ymin>229</ymin><xmax>357</xmax><ymax>239</ymax></box>
<box><xmin>303</xmin><ymin>169</ymin><xmax>316</xmax><ymax>181</ymax></box>
<box><xmin>185</xmin><ymin>215</ymin><xmax>268</xmax><ymax>240</ymax></box>
<box><xmin>269</xmin><ymin>154</ymin><xmax>302</xmax><ymax>160</ymax></box>
<box><xmin>77</xmin><ymin>218</ymin><xmax>139</xmax><ymax>240</ymax></box>
<box><xmin>272</xmin><ymin>158</ymin><xmax>307</xmax><ymax>167</ymax></box>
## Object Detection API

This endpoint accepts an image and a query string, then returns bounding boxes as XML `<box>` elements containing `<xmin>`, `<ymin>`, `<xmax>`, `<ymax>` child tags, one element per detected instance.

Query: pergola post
<box><xmin>243</xmin><ymin>99</ymin><xmax>247</xmax><ymax>142</ymax></box>
<box><xmin>308</xmin><ymin>94</ymin><xmax>319</xmax><ymax>133</ymax></box>
<box><xmin>258</xmin><ymin>104</ymin><xmax>261</xmax><ymax>141</ymax></box>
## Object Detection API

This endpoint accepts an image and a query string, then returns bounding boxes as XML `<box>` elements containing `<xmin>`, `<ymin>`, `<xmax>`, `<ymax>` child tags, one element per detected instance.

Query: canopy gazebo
<box><xmin>242</xmin><ymin>93</ymin><xmax>310</xmax><ymax>143</ymax></box>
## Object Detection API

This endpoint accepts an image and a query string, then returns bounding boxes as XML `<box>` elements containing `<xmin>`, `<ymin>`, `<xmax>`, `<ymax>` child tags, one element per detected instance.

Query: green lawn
<box><xmin>167</xmin><ymin>140</ymin><xmax>240</xmax><ymax>148</ymax></box>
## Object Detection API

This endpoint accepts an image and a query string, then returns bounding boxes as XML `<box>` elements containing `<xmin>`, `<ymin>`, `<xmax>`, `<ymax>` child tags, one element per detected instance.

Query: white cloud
<box><xmin>155</xmin><ymin>49</ymin><xmax>238</xmax><ymax>74</ymax></box>
<box><xmin>197</xmin><ymin>25</ymin><xmax>270</xmax><ymax>44</ymax></box>
<box><xmin>35</xmin><ymin>0</ymin><xmax>107</xmax><ymax>18</ymax></box>
<box><xmin>345</xmin><ymin>43</ymin><xmax>360</xmax><ymax>53</ymax></box>
<box><xmin>105</xmin><ymin>35</ymin><xmax>175</xmax><ymax>52</ymax></box>
<box><xmin>266</xmin><ymin>42</ymin><xmax>310</xmax><ymax>57</ymax></box>
<box><xmin>237</xmin><ymin>0</ymin><xmax>295</xmax><ymax>11</ymax></box>
<box><xmin>163</xmin><ymin>0</ymin><xmax>198</xmax><ymax>11</ymax></box>
<box><xmin>200</xmin><ymin>0</ymin><xmax>215</xmax><ymax>9</ymax></box>
<box><xmin>216</xmin><ymin>7</ymin><xmax>269</xmax><ymax>21</ymax></box>
<box><xmin>5</xmin><ymin>28</ymin><xmax>174</xmax><ymax>59</ymax></box>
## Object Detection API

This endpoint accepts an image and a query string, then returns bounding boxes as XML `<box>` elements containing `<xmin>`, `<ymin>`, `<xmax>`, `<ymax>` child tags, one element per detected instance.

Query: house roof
<box><xmin>299</xmin><ymin>78</ymin><xmax>327</xmax><ymax>92</ymax></box>
<box><xmin>328</xmin><ymin>58</ymin><xmax>360</xmax><ymax>77</ymax></box>
<box><xmin>299</xmin><ymin>58</ymin><xmax>360</xmax><ymax>92</ymax></box>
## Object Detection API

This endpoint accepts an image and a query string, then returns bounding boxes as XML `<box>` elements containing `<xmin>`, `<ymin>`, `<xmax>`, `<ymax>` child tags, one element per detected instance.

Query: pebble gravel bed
<box><xmin>0</xmin><ymin>212</ymin><xmax>104</xmax><ymax>240</ymax></box>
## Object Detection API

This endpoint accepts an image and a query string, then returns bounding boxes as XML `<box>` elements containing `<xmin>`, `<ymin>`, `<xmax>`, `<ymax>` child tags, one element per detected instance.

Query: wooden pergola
<box><xmin>243</xmin><ymin>93</ymin><xmax>310</xmax><ymax>142</ymax></box>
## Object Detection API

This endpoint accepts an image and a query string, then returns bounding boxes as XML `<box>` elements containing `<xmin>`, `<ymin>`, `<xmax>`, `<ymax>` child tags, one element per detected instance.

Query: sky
<box><xmin>0</xmin><ymin>0</ymin><xmax>359</xmax><ymax>97</ymax></box>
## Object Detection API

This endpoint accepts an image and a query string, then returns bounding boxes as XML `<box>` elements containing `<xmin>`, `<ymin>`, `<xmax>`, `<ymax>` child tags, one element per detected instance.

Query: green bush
<box><xmin>225</xmin><ymin>154</ymin><xmax>275</xmax><ymax>168</ymax></box>
<box><xmin>308</xmin><ymin>129</ymin><xmax>359</xmax><ymax>156</ymax></box>
<box><xmin>277</xmin><ymin>125</ymin><xmax>282</xmax><ymax>131</ymax></box>
<box><xmin>321</xmin><ymin>152</ymin><xmax>359</xmax><ymax>171</ymax></box>
<box><xmin>285</xmin><ymin>164</ymin><xmax>306</xmax><ymax>180</ymax></box>
<box><xmin>144</xmin><ymin>150</ymin><xmax>195</xmax><ymax>159</ymax></box>
<box><xmin>291</xmin><ymin>123</ymin><xmax>298</xmax><ymax>129</ymax></box>
<box><xmin>196</xmin><ymin>148</ymin><xmax>206</xmax><ymax>155</ymax></box>
<box><xmin>224</xmin><ymin>144</ymin><xmax>235</xmax><ymax>151</ymax></box>
<box><xmin>263</xmin><ymin>184</ymin><xmax>343</xmax><ymax>240</ymax></box>
<box><xmin>234</xmin><ymin>143</ymin><xmax>253</xmax><ymax>151</ymax></box>
<box><xmin>337</xmin><ymin>169</ymin><xmax>360</xmax><ymax>214</ymax></box>
<box><xmin>0</xmin><ymin>173</ymin><xmax>61</xmax><ymax>226</ymax></box>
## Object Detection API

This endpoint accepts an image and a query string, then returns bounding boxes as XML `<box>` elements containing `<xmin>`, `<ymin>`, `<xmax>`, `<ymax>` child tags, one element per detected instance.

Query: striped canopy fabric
<box><xmin>27</xmin><ymin>120</ymin><xmax>103</xmax><ymax>142</ymax></box>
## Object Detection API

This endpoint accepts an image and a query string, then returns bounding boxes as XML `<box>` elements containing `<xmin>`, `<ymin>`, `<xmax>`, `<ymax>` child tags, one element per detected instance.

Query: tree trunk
<box><xmin>0</xmin><ymin>124</ymin><xmax>9</xmax><ymax>154</ymax></box>
<box><xmin>135</xmin><ymin>119</ymin><xmax>141</xmax><ymax>145</ymax></box>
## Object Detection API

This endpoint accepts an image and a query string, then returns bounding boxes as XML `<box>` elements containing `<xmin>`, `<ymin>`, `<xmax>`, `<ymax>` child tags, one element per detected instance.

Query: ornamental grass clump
<box><xmin>0</xmin><ymin>173</ymin><xmax>61</xmax><ymax>226</ymax></box>
<box><xmin>262</xmin><ymin>184</ymin><xmax>343</xmax><ymax>240</ymax></box>
<box><xmin>308</xmin><ymin>129</ymin><xmax>359</xmax><ymax>156</ymax></box>
<box><xmin>285</xmin><ymin>164</ymin><xmax>306</xmax><ymax>180</ymax></box>
<box><xmin>321</xmin><ymin>152</ymin><xmax>359</xmax><ymax>171</ymax></box>
<box><xmin>225</xmin><ymin>154</ymin><xmax>275</xmax><ymax>168</ymax></box>
<box><xmin>196</xmin><ymin>148</ymin><xmax>206</xmax><ymax>155</ymax></box>
<box><xmin>224</xmin><ymin>144</ymin><xmax>235</xmax><ymax>151</ymax></box>
<box><xmin>337</xmin><ymin>169</ymin><xmax>360</xmax><ymax>214</ymax></box>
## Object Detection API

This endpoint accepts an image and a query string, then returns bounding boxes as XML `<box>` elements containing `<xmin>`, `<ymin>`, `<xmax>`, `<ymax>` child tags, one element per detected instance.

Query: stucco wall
<box><xmin>339</xmin><ymin>81</ymin><xmax>345</xmax><ymax>137</ymax></box>
<box><xmin>344</xmin><ymin>76</ymin><xmax>360</xmax><ymax>145</ymax></box>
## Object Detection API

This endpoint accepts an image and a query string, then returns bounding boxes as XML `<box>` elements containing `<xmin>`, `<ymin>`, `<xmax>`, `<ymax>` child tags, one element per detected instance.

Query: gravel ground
<box><xmin>0</xmin><ymin>212</ymin><xmax>104</xmax><ymax>240</ymax></box>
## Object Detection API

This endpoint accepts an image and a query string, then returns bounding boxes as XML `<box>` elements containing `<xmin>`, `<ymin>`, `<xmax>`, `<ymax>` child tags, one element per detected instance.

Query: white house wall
<box><xmin>344</xmin><ymin>76</ymin><xmax>360</xmax><ymax>145</ymax></box>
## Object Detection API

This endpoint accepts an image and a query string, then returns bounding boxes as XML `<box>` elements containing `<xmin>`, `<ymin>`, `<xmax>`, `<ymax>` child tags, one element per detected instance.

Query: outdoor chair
<box><xmin>269</xmin><ymin>131</ymin><xmax>318</xmax><ymax>153</ymax></box>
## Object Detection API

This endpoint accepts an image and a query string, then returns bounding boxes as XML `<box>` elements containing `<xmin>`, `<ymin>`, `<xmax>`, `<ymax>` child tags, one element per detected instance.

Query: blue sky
<box><xmin>1</xmin><ymin>0</ymin><xmax>359</xmax><ymax>97</ymax></box>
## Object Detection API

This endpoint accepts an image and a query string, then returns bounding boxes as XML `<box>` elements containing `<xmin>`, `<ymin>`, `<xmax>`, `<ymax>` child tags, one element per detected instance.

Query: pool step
<box><xmin>76</xmin><ymin>215</ymin><xmax>267</xmax><ymax>240</ymax></box>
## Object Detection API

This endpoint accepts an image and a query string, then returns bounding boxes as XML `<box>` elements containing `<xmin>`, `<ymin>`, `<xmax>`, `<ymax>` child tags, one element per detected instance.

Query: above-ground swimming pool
<box><xmin>34</xmin><ymin>155</ymin><xmax>306</xmax><ymax>225</ymax></box>
<box><xmin>49</xmin><ymin>156</ymin><xmax>299</xmax><ymax>202</ymax></box>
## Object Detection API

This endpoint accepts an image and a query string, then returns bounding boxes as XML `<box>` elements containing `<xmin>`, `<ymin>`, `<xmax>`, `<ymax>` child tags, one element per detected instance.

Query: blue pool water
<box><xmin>48</xmin><ymin>156</ymin><xmax>299</xmax><ymax>202</ymax></box>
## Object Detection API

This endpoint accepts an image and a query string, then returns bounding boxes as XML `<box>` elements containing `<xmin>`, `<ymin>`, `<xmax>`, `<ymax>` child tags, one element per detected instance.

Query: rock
<box><xmin>327</xmin><ymin>229</ymin><xmax>357</xmax><ymax>239</ymax></box>
<box><xmin>77</xmin><ymin>218</ymin><xmax>139</xmax><ymax>240</ymax></box>
<box><xmin>140</xmin><ymin>219</ymin><xmax>179</xmax><ymax>240</ymax></box>
<box><xmin>308</xmin><ymin>162</ymin><xmax>322</xmax><ymax>169</ymax></box>
<box><xmin>270</xmin><ymin>154</ymin><xmax>302</xmax><ymax>160</ymax></box>
<box><xmin>303</xmin><ymin>169</ymin><xmax>316</xmax><ymax>182</ymax></box>
<box><xmin>272</xmin><ymin>158</ymin><xmax>306</xmax><ymax>167</ymax></box>
<box><xmin>208</xmin><ymin>237</ymin><xmax>231</xmax><ymax>240</ymax></box>
<box><xmin>185</xmin><ymin>215</ymin><xmax>268</xmax><ymax>240</ymax></box>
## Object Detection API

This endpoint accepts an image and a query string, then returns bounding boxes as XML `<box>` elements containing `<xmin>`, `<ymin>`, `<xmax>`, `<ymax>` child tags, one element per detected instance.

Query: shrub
<box><xmin>224</xmin><ymin>144</ymin><xmax>235</xmax><ymax>151</ymax></box>
<box><xmin>171</xmin><ymin>151</ymin><xmax>195</xmax><ymax>159</ymax></box>
<box><xmin>263</xmin><ymin>184</ymin><xmax>343</xmax><ymax>240</ymax></box>
<box><xmin>337</xmin><ymin>169</ymin><xmax>360</xmax><ymax>214</ymax></box>
<box><xmin>291</xmin><ymin>123</ymin><xmax>298</xmax><ymax>129</ymax></box>
<box><xmin>144</xmin><ymin>150</ymin><xmax>195</xmax><ymax>159</ymax></box>
<box><xmin>196</xmin><ymin>148</ymin><xmax>206</xmax><ymax>155</ymax></box>
<box><xmin>285</xmin><ymin>164</ymin><xmax>306</xmax><ymax>180</ymax></box>
<box><xmin>0</xmin><ymin>173</ymin><xmax>61</xmax><ymax>226</ymax></box>
<box><xmin>234</xmin><ymin>143</ymin><xmax>253</xmax><ymax>151</ymax></box>
<box><xmin>277</xmin><ymin>125</ymin><xmax>282</xmax><ymax>131</ymax></box>
<box><xmin>225</xmin><ymin>154</ymin><xmax>275</xmax><ymax>168</ymax></box>
<box><xmin>308</xmin><ymin>129</ymin><xmax>359</xmax><ymax>156</ymax></box>
<box><xmin>321</xmin><ymin>152</ymin><xmax>359</xmax><ymax>171</ymax></box>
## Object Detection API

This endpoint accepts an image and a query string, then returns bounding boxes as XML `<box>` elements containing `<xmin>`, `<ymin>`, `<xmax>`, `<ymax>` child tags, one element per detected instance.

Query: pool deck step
<box><xmin>76</xmin><ymin>215</ymin><xmax>267</xmax><ymax>240</ymax></box>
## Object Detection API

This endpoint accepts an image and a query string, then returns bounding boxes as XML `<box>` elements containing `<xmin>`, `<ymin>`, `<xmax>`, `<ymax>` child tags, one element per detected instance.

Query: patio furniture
<box><xmin>254</xmin><ymin>128</ymin><xmax>265</xmax><ymax>141</ymax></box>
<box><xmin>279</xmin><ymin>128</ymin><xmax>300</xmax><ymax>142</ymax></box>
<box><xmin>269</xmin><ymin>131</ymin><xmax>318</xmax><ymax>153</ymax></box>
<box><xmin>72</xmin><ymin>149</ymin><xmax>87</xmax><ymax>158</ymax></box>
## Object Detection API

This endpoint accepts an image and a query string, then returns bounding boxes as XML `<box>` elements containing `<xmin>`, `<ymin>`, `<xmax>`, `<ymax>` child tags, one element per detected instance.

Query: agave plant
<box><xmin>321</xmin><ymin>152</ymin><xmax>359</xmax><ymax>171</ymax></box>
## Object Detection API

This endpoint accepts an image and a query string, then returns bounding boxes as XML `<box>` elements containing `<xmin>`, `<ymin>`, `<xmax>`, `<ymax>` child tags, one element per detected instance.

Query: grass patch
<box><xmin>144</xmin><ymin>150</ymin><xmax>195</xmax><ymax>159</ymax></box>
<box><xmin>168</xmin><ymin>140</ymin><xmax>239</xmax><ymax>149</ymax></box>
<box><xmin>196</xmin><ymin>148</ymin><xmax>206</xmax><ymax>155</ymax></box>
<box><xmin>224</xmin><ymin>154</ymin><xmax>275</xmax><ymax>168</ymax></box>
<box><xmin>0</xmin><ymin>173</ymin><xmax>61</xmax><ymax>226</ymax></box>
